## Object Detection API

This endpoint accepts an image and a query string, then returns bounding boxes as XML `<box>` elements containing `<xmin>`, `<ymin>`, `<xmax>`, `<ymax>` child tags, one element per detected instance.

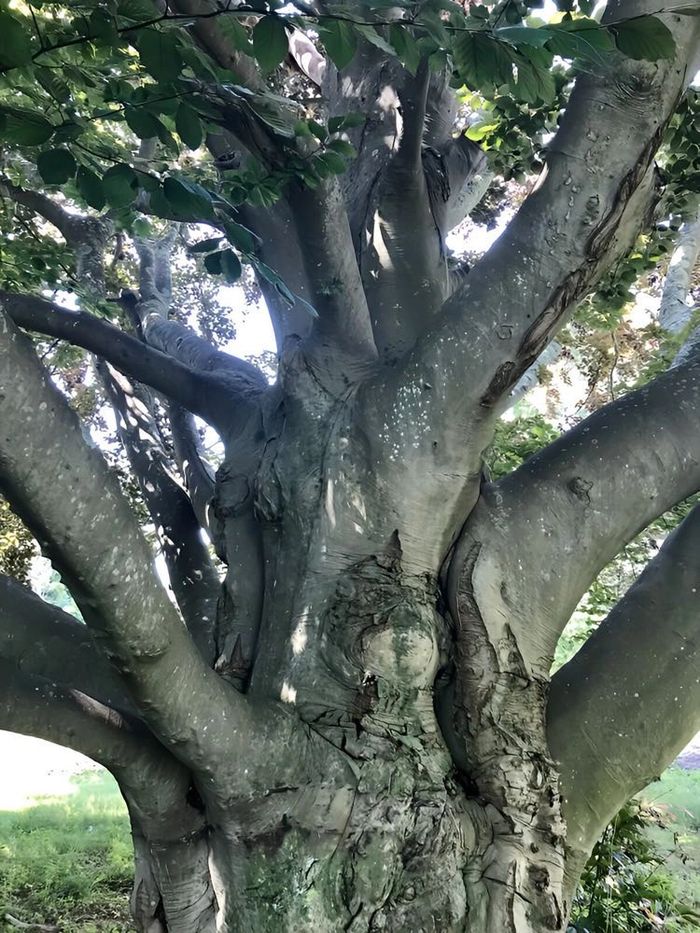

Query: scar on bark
<box><xmin>567</xmin><ymin>477</ymin><xmax>593</xmax><ymax>504</ymax></box>
<box><xmin>480</xmin><ymin>119</ymin><xmax>669</xmax><ymax>409</ymax></box>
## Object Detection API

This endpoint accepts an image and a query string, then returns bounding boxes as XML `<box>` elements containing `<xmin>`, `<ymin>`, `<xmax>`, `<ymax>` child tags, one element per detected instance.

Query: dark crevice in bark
<box><xmin>480</xmin><ymin>113</ymin><xmax>672</xmax><ymax>408</ymax></box>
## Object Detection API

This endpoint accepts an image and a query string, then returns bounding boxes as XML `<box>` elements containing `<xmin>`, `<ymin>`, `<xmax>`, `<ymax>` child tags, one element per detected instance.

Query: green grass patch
<box><xmin>640</xmin><ymin>768</ymin><xmax>700</xmax><ymax>913</ymax></box>
<box><xmin>0</xmin><ymin>770</ymin><xmax>134</xmax><ymax>933</ymax></box>
<box><xmin>0</xmin><ymin>763</ymin><xmax>698</xmax><ymax>932</ymax></box>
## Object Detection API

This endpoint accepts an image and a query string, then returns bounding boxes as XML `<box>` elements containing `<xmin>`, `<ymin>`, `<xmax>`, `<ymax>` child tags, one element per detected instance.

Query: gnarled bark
<box><xmin>1</xmin><ymin>1</ymin><xmax>699</xmax><ymax>931</ymax></box>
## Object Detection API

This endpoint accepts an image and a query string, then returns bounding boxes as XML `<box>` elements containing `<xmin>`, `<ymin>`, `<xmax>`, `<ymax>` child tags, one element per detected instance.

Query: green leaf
<box><xmin>309</xmin><ymin>119</ymin><xmax>328</xmax><ymax>142</ymax></box>
<box><xmin>511</xmin><ymin>54</ymin><xmax>556</xmax><ymax>104</ymax></box>
<box><xmin>611</xmin><ymin>15</ymin><xmax>675</xmax><ymax>61</ymax></box>
<box><xmin>0</xmin><ymin>108</ymin><xmax>53</xmax><ymax>145</ymax></box>
<box><xmin>544</xmin><ymin>18</ymin><xmax>614</xmax><ymax>60</ymax></box>
<box><xmin>327</xmin><ymin>138</ymin><xmax>356</xmax><ymax>158</ymax></box>
<box><xmin>328</xmin><ymin>112</ymin><xmax>365</xmax><ymax>134</ymax></box>
<box><xmin>89</xmin><ymin>8</ymin><xmax>118</xmax><ymax>42</ymax></box>
<box><xmin>465</xmin><ymin>119</ymin><xmax>500</xmax><ymax>141</ymax></box>
<box><xmin>353</xmin><ymin>24</ymin><xmax>397</xmax><ymax>57</ymax></box>
<box><xmin>76</xmin><ymin>166</ymin><xmax>106</xmax><ymax>210</ymax></box>
<box><xmin>389</xmin><ymin>24</ymin><xmax>421</xmax><ymax>75</ymax></box>
<box><xmin>175</xmin><ymin>103</ymin><xmax>203</xmax><ymax>150</ymax></box>
<box><xmin>254</xmin><ymin>259</ymin><xmax>319</xmax><ymax>317</ymax></box>
<box><xmin>117</xmin><ymin>0</ymin><xmax>158</xmax><ymax>21</ymax></box>
<box><xmin>0</xmin><ymin>11</ymin><xmax>32</xmax><ymax>69</ymax></box>
<box><xmin>35</xmin><ymin>67</ymin><xmax>71</xmax><ymax>103</ymax></box>
<box><xmin>224</xmin><ymin>221</ymin><xmax>257</xmax><ymax>253</ymax></box>
<box><xmin>294</xmin><ymin>120</ymin><xmax>313</xmax><ymax>136</ymax></box>
<box><xmin>318</xmin><ymin>19</ymin><xmax>357</xmax><ymax>70</ymax></box>
<box><xmin>246</xmin><ymin>94</ymin><xmax>297</xmax><ymax>138</ymax></box>
<box><xmin>252</xmin><ymin>16</ymin><xmax>288</xmax><ymax>73</ymax></box>
<box><xmin>124</xmin><ymin>106</ymin><xmax>162</xmax><ymax>139</ymax></box>
<box><xmin>137</xmin><ymin>29</ymin><xmax>184</xmax><ymax>81</ymax></box>
<box><xmin>453</xmin><ymin>33</ymin><xmax>513</xmax><ymax>94</ymax></box>
<box><xmin>220</xmin><ymin>248</ymin><xmax>242</xmax><ymax>283</ymax></box>
<box><xmin>218</xmin><ymin>16</ymin><xmax>254</xmax><ymax>55</ymax></box>
<box><xmin>190</xmin><ymin>236</ymin><xmax>223</xmax><ymax>254</ymax></box>
<box><xmin>204</xmin><ymin>251</ymin><xmax>223</xmax><ymax>274</ymax></box>
<box><xmin>314</xmin><ymin>150</ymin><xmax>348</xmax><ymax>175</ymax></box>
<box><xmin>103</xmin><ymin>163</ymin><xmax>139</xmax><ymax>207</ymax></box>
<box><xmin>496</xmin><ymin>25</ymin><xmax>551</xmax><ymax>48</ymax></box>
<box><xmin>37</xmin><ymin>148</ymin><xmax>76</xmax><ymax>185</ymax></box>
<box><xmin>163</xmin><ymin>176</ymin><xmax>215</xmax><ymax>220</ymax></box>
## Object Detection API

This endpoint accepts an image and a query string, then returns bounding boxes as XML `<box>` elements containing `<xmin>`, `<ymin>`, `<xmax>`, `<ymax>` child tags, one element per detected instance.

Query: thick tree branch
<box><xmin>359</xmin><ymin>3</ymin><xmax>699</xmax><ymax>569</ymax></box>
<box><xmin>287</xmin><ymin>178</ymin><xmax>378</xmax><ymax>366</ymax></box>
<box><xmin>169</xmin><ymin>0</ymin><xmax>264</xmax><ymax>91</ymax></box>
<box><xmin>140</xmin><ymin>313</ymin><xmax>267</xmax><ymax>391</ymax></box>
<box><xmin>0</xmin><ymin>660</ymin><xmax>161</xmax><ymax>786</ymax></box>
<box><xmin>0</xmin><ymin>573</ymin><xmax>132</xmax><ymax>713</ymax></box>
<box><xmin>360</xmin><ymin>62</ymin><xmax>440</xmax><ymax>358</ymax></box>
<box><xmin>0</xmin><ymin>290</ymin><xmax>243</xmax><ymax>432</ymax></box>
<box><xmin>169</xmin><ymin>404</ymin><xmax>216</xmax><ymax>531</ymax></box>
<box><xmin>364</xmin><ymin>128</ymin><xmax>488</xmax><ymax>360</ymax></box>
<box><xmin>548</xmin><ymin>504</ymin><xmax>700</xmax><ymax>884</ymax></box>
<box><xmin>658</xmin><ymin>199</ymin><xmax>700</xmax><ymax>333</ymax></box>
<box><xmin>99</xmin><ymin>363</ymin><xmax>219</xmax><ymax>663</ymax></box>
<box><xmin>448</xmin><ymin>351</ymin><xmax>700</xmax><ymax>678</ymax></box>
<box><xmin>0</xmin><ymin>314</ymin><xmax>283</xmax><ymax>790</ymax></box>
<box><xmin>235</xmin><ymin>199</ymin><xmax>315</xmax><ymax>348</ymax></box>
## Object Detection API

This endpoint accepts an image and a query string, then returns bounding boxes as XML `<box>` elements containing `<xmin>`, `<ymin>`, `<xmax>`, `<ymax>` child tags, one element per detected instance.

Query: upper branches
<box><xmin>358</xmin><ymin>62</ymin><xmax>488</xmax><ymax>360</ymax></box>
<box><xmin>358</xmin><ymin>3</ymin><xmax>700</xmax><ymax>569</ymax></box>
<box><xmin>99</xmin><ymin>364</ymin><xmax>220</xmax><ymax>663</ymax></box>
<box><xmin>287</xmin><ymin>178</ymin><xmax>378</xmax><ymax>367</ymax></box>
<box><xmin>0</xmin><ymin>174</ymin><xmax>111</xmax><ymax>294</ymax></box>
<box><xmin>0</xmin><ymin>290</ymin><xmax>254</xmax><ymax>433</ymax></box>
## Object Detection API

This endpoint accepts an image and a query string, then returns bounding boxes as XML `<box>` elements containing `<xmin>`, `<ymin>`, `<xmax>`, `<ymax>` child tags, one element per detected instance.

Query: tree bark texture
<box><xmin>0</xmin><ymin>3</ymin><xmax>699</xmax><ymax>932</ymax></box>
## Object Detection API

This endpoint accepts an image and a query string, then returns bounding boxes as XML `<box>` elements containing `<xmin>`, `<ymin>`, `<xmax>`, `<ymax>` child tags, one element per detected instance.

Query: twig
<box><xmin>4</xmin><ymin>913</ymin><xmax>60</xmax><ymax>933</ymax></box>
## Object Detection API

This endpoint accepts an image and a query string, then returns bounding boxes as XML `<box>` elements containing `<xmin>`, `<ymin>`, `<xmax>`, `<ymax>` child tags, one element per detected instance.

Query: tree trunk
<box><xmin>1</xmin><ymin>7</ymin><xmax>698</xmax><ymax>933</ymax></box>
<box><xmin>119</xmin><ymin>368</ymin><xmax>570</xmax><ymax>933</ymax></box>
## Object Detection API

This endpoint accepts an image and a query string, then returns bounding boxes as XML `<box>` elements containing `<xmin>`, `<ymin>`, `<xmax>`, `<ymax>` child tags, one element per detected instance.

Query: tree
<box><xmin>0</xmin><ymin>0</ymin><xmax>698</xmax><ymax>929</ymax></box>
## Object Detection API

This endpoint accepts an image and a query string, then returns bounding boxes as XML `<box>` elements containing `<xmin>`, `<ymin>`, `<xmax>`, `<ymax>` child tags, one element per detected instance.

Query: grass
<box><xmin>0</xmin><ymin>770</ymin><xmax>135</xmax><ymax>933</ymax></box>
<box><xmin>639</xmin><ymin>768</ymin><xmax>700</xmax><ymax>914</ymax></box>
<box><xmin>0</xmin><ymin>762</ymin><xmax>698</xmax><ymax>932</ymax></box>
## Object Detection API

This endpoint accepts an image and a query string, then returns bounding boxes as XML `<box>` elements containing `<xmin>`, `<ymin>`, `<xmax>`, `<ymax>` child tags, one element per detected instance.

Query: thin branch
<box><xmin>141</xmin><ymin>314</ymin><xmax>267</xmax><ymax>392</ymax></box>
<box><xmin>169</xmin><ymin>404</ymin><xmax>216</xmax><ymax>532</ymax></box>
<box><xmin>0</xmin><ymin>175</ymin><xmax>111</xmax><ymax>291</ymax></box>
<box><xmin>0</xmin><ymin>573</ymin><xmax>133</xmax><ymax>714</ymax></box>
<box><xmin>98</xmin><ymin>363</ymin><xmax>220</xmax><ymax>663</ymax></box>
<box><xmin>658</xmin><ymin>197</ymin><xmax>700</xmax><ymax>333</ymax></box>
<box><xmin>548</xmin><ymin>504</ymin><xmax>700</xmax><ymax>886</ymax></box>
<box><xmin>167</xmin><ymin>0</ymin><xmax>265</xmax><ymax>91</ymax></box>
<box><xmin>0</xmin><ymin>290</ymin><xmax>246</xmax><ymax>432</ymax></box>
<box><xmin>132</xmin><ymin>234</ymin><xmax>267</xmax><ymax>410</ymax></box>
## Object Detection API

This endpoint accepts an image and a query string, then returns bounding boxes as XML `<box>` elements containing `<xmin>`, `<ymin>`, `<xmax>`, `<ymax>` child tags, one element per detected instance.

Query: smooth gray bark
<box><xmin>0</xmin><ymin>2</ymin><xmax>698</xmax><ymax>931</ymax></box>
<box><xmin>549</xmin><ymin>504</ymin><xmax>700</xmax><ymax>886</ymax></box>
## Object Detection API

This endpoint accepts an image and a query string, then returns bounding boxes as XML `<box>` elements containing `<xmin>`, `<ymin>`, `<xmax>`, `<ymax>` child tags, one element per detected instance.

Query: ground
<box><xmin>0</xmin><ymin>733</ymin><xmax>698</xmax><ymax>932</ymax></box>
<box><xmin>0</xmin><ymin>734</ymin><xmax>132</xmax><ymax>933</ymax></box>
